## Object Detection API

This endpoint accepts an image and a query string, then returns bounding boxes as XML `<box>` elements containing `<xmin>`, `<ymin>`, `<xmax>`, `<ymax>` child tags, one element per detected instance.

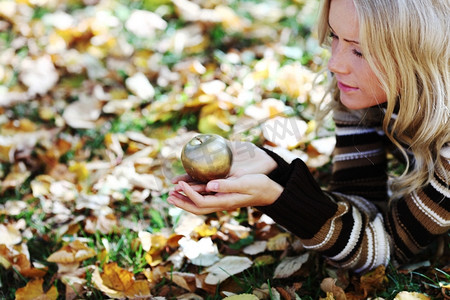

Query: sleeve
<box><xmin>258</xmin><ymin>107</ymin><xmax>449</xmax><ymax>273</ymax></box>
<box><xmin>385</xmin><ymin>144</ymin><xmax>450</xmax><ymax>264</ymax></box>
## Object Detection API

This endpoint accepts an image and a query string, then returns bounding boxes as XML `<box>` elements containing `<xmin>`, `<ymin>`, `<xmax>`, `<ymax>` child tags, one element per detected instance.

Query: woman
<box><xmin>168</xmin><ymin>0</ymin><xmax>450</xmax><ymax>272</ymax></box>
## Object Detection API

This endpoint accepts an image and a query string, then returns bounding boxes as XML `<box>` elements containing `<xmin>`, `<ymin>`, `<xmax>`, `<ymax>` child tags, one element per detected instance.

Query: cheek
<box><xmin>359</xmin><ymin>63</ymin><xmax>387</xmax><ymax>101</ymax></box>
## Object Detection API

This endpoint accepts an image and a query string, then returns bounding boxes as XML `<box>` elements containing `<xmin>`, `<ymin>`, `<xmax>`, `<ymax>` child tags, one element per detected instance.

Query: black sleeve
<box><xmin>256</xmin><ymin>155</ymin><xmax>339</xmax><ymax>239</ymax></box>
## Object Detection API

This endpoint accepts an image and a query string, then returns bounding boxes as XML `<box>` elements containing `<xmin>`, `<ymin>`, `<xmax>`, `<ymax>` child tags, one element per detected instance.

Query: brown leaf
<box><xmin>168</xmin><ymin>272</ymin><xmax>197</xmax><ymax>292</ymax></box>
<box><xmin>267</xmin><ymin>233</ymin><xmax>291</xmax><ymax>251</ymax></box>
<box><xmin>320</xmin><ymin>278</ymin><xmax>347</xmax><ymax>300</ymax></box>
<box><xmin>353</xmin><ymin>265</ymin><xmax>388</xmax><ymax>298</ymax></box>
<box><xmin>47</xmin><ymin>240</ymin><xmax>96</xmax><ymax>265</ymax></box>
<box><xmin>84</xmin><ymin>214</ymin><xmax>119</xmax><ymax>235</ymax></box>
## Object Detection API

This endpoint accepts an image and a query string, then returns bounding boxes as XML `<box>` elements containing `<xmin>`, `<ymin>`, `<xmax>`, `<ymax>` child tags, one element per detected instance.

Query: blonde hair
<box><xmin>317</xmin><ymin>0</ymin><xmax>450</xmax><ymax>199</ymax></box>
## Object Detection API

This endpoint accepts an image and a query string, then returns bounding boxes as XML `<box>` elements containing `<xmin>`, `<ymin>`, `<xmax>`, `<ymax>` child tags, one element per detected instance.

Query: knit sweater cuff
<box><xmin>259</xmin><ymin>147</ymin><xmax>291</xmax><ymax>187</ymax></box>
<box><xmin>257</xmin><ymin>158</ymin><xmax>338</xmax><ymax>240</ymax></box>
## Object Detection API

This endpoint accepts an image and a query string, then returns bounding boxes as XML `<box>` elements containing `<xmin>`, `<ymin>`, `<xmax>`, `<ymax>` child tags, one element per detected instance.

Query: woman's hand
<box><xmin>171</xmin><ymin>141</ymin><xmax>278</xmax><ymax>184</ymax></box>
<box><xmin>168</xmin><ymin>174</ymin><xmax>283</xmax><ymax>215</ymax></box>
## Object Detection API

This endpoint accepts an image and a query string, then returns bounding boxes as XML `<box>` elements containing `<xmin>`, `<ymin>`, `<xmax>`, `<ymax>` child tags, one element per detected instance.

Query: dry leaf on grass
<box><xmin>273</xmin><ymin>253</ymin><xmax>309</xmax><ymax>279</ymax></box>
<box><xmin>92</xmin><ymin>262</ymin><xmax>152</xmax><ymax>299</ymax></box>
<box><xmin>47</xmin><ymin>240</ymin><xmax>96</xmax><ymax>274</ymax></box>
<box><xmin>394</xmin><ymin>291</ymin><xmax>431</xmax><ymax>300</ymax></box>
<box><xmin>15</xmin><ymin>278</ymin><xmax>58</xmax><ymax>300</ymax></box>
<box><xmin>223</xmin><ymin>294</ymin><xmax>259</xmax><ymax>300</ymax></box>
<box><xmin>204</xmin><ymin>256</ymin><xmax>253</xmax><ymax>285</ymax></box>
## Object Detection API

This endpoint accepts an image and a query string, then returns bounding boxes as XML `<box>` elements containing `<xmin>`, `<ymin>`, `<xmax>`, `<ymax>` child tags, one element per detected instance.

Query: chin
<box><xmin>340</xmin><ymin>94</ymin><xmax>384</xmax><ymax>110</ymax></box>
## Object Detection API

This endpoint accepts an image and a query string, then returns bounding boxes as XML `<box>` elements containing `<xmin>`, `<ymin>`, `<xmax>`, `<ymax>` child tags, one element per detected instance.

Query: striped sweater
<box><xmin>258</xmin><ymin>105</ymin><xmax>450</xmax><ymax>273</ymax></box>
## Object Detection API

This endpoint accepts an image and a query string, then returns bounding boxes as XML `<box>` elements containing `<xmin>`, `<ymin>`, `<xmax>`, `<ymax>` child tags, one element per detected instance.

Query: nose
<box><xmin>327</xmin><ymin>44</ymin><xmax>349</xmax><ymax>75</ymax></box>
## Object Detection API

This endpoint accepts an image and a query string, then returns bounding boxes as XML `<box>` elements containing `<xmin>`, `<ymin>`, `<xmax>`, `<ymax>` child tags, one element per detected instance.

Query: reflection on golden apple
<box><xmin>181</xmin><ymin>134</ymin><xmax>233</xmax><ymax>183</ymax></box>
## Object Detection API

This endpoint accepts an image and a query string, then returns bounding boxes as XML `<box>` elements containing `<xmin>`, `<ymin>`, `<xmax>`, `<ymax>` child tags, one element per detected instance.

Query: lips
<box><xmin>337</xmin><ymin>81</ymin><xmax>358</xmax><ymax>92</ymax></box>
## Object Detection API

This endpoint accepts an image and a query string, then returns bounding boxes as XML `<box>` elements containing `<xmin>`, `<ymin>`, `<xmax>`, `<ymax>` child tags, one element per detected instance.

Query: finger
<box><xmin>171</xmin><ymin>174</ymin><xmax>194</xmax><ymax>184</ymax></box>
<box><xmin>168</xmin><ymin>193</ymin><xmax>220</xmax><ymax>215</ymax></box>
<box><xmin>206</xmin><ymin>178</ymin><xmax>251</xmax><ymax>194</ymax></box>
<box><xmin>168</xmin><ymin>190</ymin><xmax>192</xmax><ymax>203</ymax></box>
<box><xmin>174</xmin><ymin>182</ymin><xmax>207</xmax><ymax>193</ymax></box>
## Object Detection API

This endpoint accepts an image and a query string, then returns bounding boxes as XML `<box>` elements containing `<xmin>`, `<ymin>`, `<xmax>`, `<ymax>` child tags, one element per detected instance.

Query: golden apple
<box><xmin>181</xmin><ymin>134</ymin><xmax>233</xmax><ymax>182</ymax></box>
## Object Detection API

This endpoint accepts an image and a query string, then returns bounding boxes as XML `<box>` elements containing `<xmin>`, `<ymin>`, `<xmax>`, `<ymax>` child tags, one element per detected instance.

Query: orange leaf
<box><xmin>101</xmin><ymin>262</ymin><xmax>134</xmax><ymax>291</ymax></box>
<box><xmin>47</xmin><ymin>240</ymin><xmax>96</xmax><ymax>264</ymax></box>
<box><xmin>355</xmin><ymin>265</ymin><xmax>388</xmax><ymax>298</ymax></box>
<box><xmin>15</xmin><ymin>278</ymin><xmax>58</xmax><ymax>300</ymax></box>
<box><xmin>124</xmin><ymin>280</ymin><xmax>152</xmax><ymax>298</ymax></box>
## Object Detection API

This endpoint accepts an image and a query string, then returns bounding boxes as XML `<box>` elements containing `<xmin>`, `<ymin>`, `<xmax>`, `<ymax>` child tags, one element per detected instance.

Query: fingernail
<box><xmin>208</xmin><ymin>181</ymin><xmax>219</xmax><ymax>191</ymax></box>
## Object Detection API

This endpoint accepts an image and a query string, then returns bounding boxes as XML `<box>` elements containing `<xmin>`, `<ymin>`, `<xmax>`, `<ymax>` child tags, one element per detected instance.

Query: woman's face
<box><xmin>327</xmin><ymin>0</ymin><xmax>387</xmax><ymax>110</ymax></box>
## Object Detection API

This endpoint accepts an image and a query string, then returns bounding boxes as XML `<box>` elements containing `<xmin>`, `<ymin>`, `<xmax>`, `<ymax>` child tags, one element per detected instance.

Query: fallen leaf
<box><xmin>15</xmin><ymin>278</ymin><xmax>58</xmax><ymax>300</ymax></box>
<box><xmin>320</xmin><ymin>278</ymin><xmax>346</xmax><ymax>300</ymax></box>
<box><xmin>47</xmin><ymin>240</ymin><xmax>96</xmax><ymax>273</ymax></box>
<box><xmin>84</xmin><ymin>214</ymin><xmax>118</xmax><ymax>235</ymax></box>
<box><xmin>125</xmin><ymin>72</ymin><xmax>155</xmax><ymax>100</ymax></box>
<box><xmin>273</xmin><ymin>253</ymin><xmax>310</xmax><ymax>279</ymax></box>
<box><xmin>394</xmin><ymin>291</ymin><xmax>430</xmax><ymax>300</ymax></box>
<box><xmin>262</xmin><ymin>117</ymin><xmax>307</xmax><ymax>149</ymax></box>
<box><xmin>223</xmin><ymin>294</ymin><xmax>259</xmax><ymax>300</ymax></box>
<box><xmin>243</xmin><ymin>241</ymin><xmax>267</xmax><ymax>255</ymax></box>
<box><xmin>125</xmin><ymin>10</ymin><xmax>167</xmax><ymax>38</ymax></box>
<box><xmin>179</xmin><ymin>237</ymin><xmax>220</xmax><ymax>267</ymax></box>
<box><xmin>92</xmin><ymin>263</ymin><xmax>151</xmax><ymax>299</ymax></box>
<box><xmin>168</xmin><ymin>271</ymin><xmax>197</xmax><ymax>292</ymax></box>
<box><xmin>204</xmin><ymin>256</ymin><xmax>253</xmax><ymax>285</ymax></box>
<box><xmin>62</xmin><ymin>96</ymin><xmax>102</xmax><ymax>129</ymax></box>
<box><xmin>0</xmin><ymin>224</ymin><xmax>22</xmax><ymax>246</ymax></box>
<box><xmin>19</xmin><ymin>55</ymin><xmax>59</xmax><ymax>96</ymax></box>
<box><xmin>357</xmin><ymin>265</ymin><xmax>388</xmax><ymax>297</ymax></box>
<box><xmin>266</xmin><ymin>233</ymin><xmax>291</xmax><ymax>251</ymax></box>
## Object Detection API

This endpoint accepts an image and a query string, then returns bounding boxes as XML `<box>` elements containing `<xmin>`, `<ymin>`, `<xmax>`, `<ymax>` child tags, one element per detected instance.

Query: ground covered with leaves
<box><xmin>0</xmin><ymin>0</ymin><xmax>449</xmax><ymax>299</ymax></box>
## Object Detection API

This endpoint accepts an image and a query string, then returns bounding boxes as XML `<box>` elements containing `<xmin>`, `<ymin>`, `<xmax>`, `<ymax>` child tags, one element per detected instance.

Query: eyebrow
<box><xmin>328</xmin><ymin>23</ymin><xmax>360</xmax><ymax>45</ymax></box>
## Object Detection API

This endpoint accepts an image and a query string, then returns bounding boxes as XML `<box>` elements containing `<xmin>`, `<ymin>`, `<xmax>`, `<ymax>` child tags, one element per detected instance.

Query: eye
<box><xmin>329</xmin><ymin>31</ymin><xmax>338</xmax><ymax>40</ymax></box>
<box><xmin>352</xmin><ymin>49</ymin><xmax>363</xmax><ymax>58</ymax></box>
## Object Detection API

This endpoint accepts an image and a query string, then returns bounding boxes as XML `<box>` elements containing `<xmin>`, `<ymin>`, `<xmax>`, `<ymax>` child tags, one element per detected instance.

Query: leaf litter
<box><xmin>0</xmin><ymin>0</ymin><xmax>448</xmax><ymax>299</ymax></box>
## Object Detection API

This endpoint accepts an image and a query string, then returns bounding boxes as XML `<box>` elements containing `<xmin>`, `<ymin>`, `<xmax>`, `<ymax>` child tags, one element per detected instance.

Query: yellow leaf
<box><xmin>101</xmin><ymin>262</ymin><xmax>134</xmax><ymax>291</ymax></box>
<box><xmin>266</xmin><ymin>233</ymin><xmax>291</xmax><ymax>251</ymax></box>
<box><xmin>320</xmin><ymin>292</ymin><xmax>337</xmax><ymax>300</ymax></box>
<box><xmin>68</xmin><ymin>161</ymin><xmax>89</xmax><ymax>181</ymax></box>
<box><xmin>394</xmin><ymin>291</ymin><xmax>430</xmax><ymax>300</ymax></box>
<box><xmin>198</xmin><ymin>103</ymin><xmax>232</xmax><ymax>136</ymax></box>
<box><xmin>223</xmin><ymin>294</ymin><xmax>259</xmax><ymax>300</ymax></box>
<box><xmin>253</xmin><ymin>255</ymin><xmax>276</xmax><ymax>267</ymax></box>
<box><xmin>92</xmin><ymin>264</ymin><xmax>152</xmax><ymax>299</ymax></box>
<box><xmin>124</xmin><ymin>280</ymin><xmax>152</xmax><ymax>298</ymax></box>
<box><xmin>15</xmin><ymin>278</ymin><xmax>58</xmax><ymax>300</ymax></box>
<box><xmin>195</xmin><ymin>223</ymin><xmax>218</xmax><ymax>237</ymax></box>
<box><xmin>92</xmin><ymin>265</ymin><xmax>125</xmax><ymax>299</ymax></box>
<box><xmin>97</xmin><ymin>249</ymin><xmax>109</xmax><ymax>265</ymax></box>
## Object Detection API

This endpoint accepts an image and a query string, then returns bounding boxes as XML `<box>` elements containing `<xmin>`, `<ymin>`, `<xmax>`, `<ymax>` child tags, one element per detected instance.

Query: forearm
<box><xmin>256</xmin><ymin>155</ymin><xmax>389</xmax><ymax>272</ymax></box>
